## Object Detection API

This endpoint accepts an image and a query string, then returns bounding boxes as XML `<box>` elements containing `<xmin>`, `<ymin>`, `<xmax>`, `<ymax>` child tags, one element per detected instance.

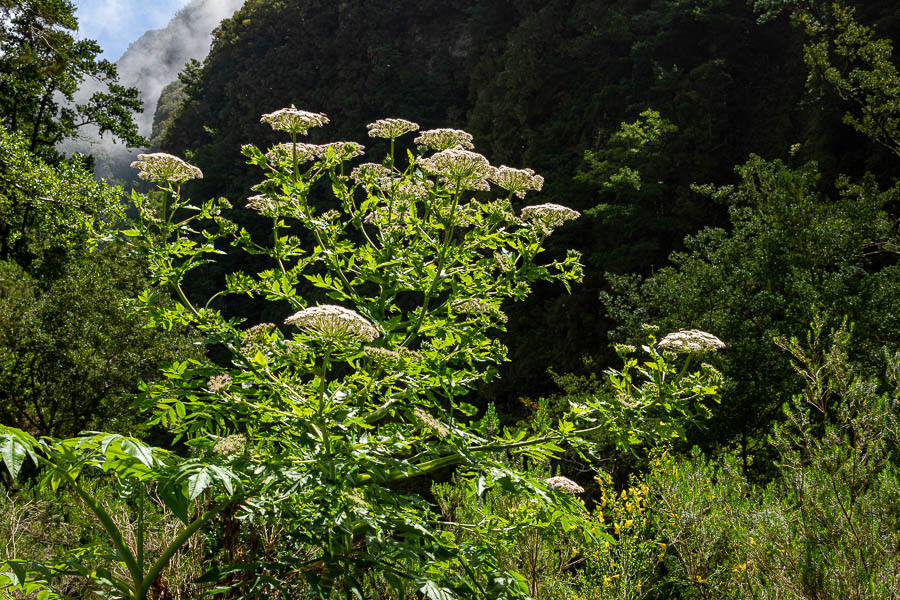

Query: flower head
<box><xmin>520</xmin><ymin>203</ymin><xmax>580</xmax><ymax>228</ymax></box>
<box><xmin>319</xmin><ymin>141</ymin><xmax>365</xmax><ymax>162</ymax></box>
<box><xmin>489</xmin><ymin>166</ymin><xmax>544</xmax><ymax>198</ymax></box>
<box><xmin>213</xmin><ymin>434</ymin><xmax>246</xmax><ymax>456</ymax></box>
<box><xmin>363</xmin><ymin>346</ymin><xmax>401</xmax><ymax>362</ymax></box>
<box><xmin>265</xmin><ymin>142</ymin><xmax>323</xmax><ymax>164</ymax></box>
<box><xmin>414</xmin><ymin>128</ymin><xmax>475</xmax><ymax>151</ymax></box>
<box><xmin>367</xmin><ymin>118</ymin><xmax>420</xmax><ymax>139</ymax></box>
<box><xmin>351</xmin><ymin>162</ymin><xmax>392</xmax><ymax>184</ymax></box>
<box><xmin>260</xmin><ymin>106</ymin><xmax>329</xmax><ymax>134</ymax></box>
<box><xmin>246</xmin><ymin>194</ymin><xmax>277</xmax><ymax>216</ymax></box>
<box><xmin>412</xmin><ymin>407</ymin><xmax>449</xmax><ymax>438</ymax></box>
<box><xmin>419</xmin><ymin>147</ymin><xmax>492</xmax><ymax>191</ymax></box>
<box><xmin>285</xmin><ymin>305</ymin><xmax>379</xmax><ymax>343</ymax></box>
<box><xmin>451</xmin><ymin>298</ymin><xmax>508</xmax><ymax>323</ymax></box>
<box><xmin>130</xmin><ymin>153</ymin><xmax>202</xmax><ymax>183</ymax></box>
<box><xmin>241</xmin><ymin>323</ymin><xmax>277</xmax><ymax>355</ymax></box>
<box><xmin>658</xmin><ymin>329</ymin><xmax>725</xmax><ymax>353</ymax></box>
<box><xmin>207</xmin><ymin>374</ymin><xmax>232</xmax><ymax>394</ymax></box>
<box><xmin>545</xmin><ymin>476</ymin><xmax>584</xmax><ymax>494</ymax></box>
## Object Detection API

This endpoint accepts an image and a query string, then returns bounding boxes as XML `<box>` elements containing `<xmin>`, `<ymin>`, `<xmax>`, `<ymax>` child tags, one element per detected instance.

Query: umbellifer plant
<box><xmin>1</xmin><ymin>110</ymin><xmax>622</xmax><ymax>599</ymax></box>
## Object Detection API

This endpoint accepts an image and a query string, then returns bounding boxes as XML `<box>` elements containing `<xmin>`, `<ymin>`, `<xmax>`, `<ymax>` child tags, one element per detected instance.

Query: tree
<box><xmin>604</xmin><ymin>155</ymin><xmax>900</xmax><ymax>472</ymax></box>
<box><xmin>0</xmin><ymin>249</ymin><xmax>199</xmax><ymax>439</ymax></box>
<box><xmin>0</xmin><ymin>128</ymin><xmax>122</xmax><ymax>270</ymax></box>
<box><xmin>0</xmin><ymin>0</ymin><xmax>146</xmax><ymax>161</ymax></box>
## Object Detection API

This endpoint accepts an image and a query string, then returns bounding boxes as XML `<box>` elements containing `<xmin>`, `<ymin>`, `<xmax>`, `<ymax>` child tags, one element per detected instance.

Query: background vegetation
<box><xmin>1</xmin><ymin>0</ymin><xmax>899</xmax><ymax>598</ymax></box>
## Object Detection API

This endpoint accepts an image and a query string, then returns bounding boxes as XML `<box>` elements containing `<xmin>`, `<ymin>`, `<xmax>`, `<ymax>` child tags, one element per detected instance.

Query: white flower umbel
<box><xmin>414</xmin><ymin>128</ymin><xmax>475</xmax><ymax>151</ymax></box>
<box><xmin>285</xmin><ymin>305</ymin><xmax>379</xmax><ymax>344</ymax></box>
<box><xmin>351</xmin><ymin>163</ymin><xmax>392</xmax><ymax>184</ymax></box>
<box><xmin>489</xmin><ymin>166</ymin><xmax>544</xmax><ymax>199</ymax></box>
<box><xmin>246</xmin><ymin>194</ymin><xmax>277</xmax><ymax>216</ymax></box>
<box><xmin>520</xmin><ymin>203</ymin><xmax>580</xmax><ymax>228</ymax></box>
<box><xmin>451</xmin><ymin>298</ymin><xmax>508</xmax><ymax>323</ymax></box>
<box><xmin>213</xmin><ymin>434</ymin><xmax>246</xmax><ymax>456</ymax></box>
<box><xmin>130</xmin><ymin>153</ymin><xmax>203</xmax><ymax>183</ymax></box>
<box><xmin>260</xmin><ymin>106</ymin><xmax>329</xmax><ymax>135</ymax></box>
<box><xmin>363</xmin><ymin>346</ymin><xmax>401</xmax><ymax>363</ymax></box>
<box><xmin>367</xmin><ymin>118</ymin><xmax>420</xmax><ymax>139</ymax></box>
<box><xmin>658</xmin><ymin>329</ymin><xmax>725</xmax><ymax>353</ymax></box>
<box><xmin>265</xmin><ymin>142</ymin><xmax>323</xmax><ymax>164</ymax></box>
<box><xmin>544</xmin><ymin>476</ymin><xmax>584</xmax><ymax>494</ymax></box>
<box><xmin>207</xmin><ymin>374</ymin><xmax>232</xmax><ymax>394</ymax></box>
<box><xmin>319</xmin><ymin>141</ymin><xmax>366</xmax><ymax>162</ymax></box>
<box><xmin>413</xmin><ymin>407</ymin><xmax>449</xmax><ymax>438</ymax></box>
<box><xmin>419</xmin><ymin>147</ymin><xmax>492</xmax><ymax>191</ymax></box>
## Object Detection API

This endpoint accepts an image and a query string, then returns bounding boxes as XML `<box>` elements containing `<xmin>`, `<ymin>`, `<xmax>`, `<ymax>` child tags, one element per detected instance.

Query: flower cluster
<box><xmin>388</xmin><ymin>179</ymin><xmax>434</xmax><ymax>202</ymax></box>
<box><xmin>213</xmin><ymin>434</ymin><xmax>246</xmax><ymax>456</ymax></box>
<box><xmin>241</xmin><ymin>323</ymin><xmax>276</xmax><ymax>355</ymax></box>
<box><xmin>266</xmin><ymin>141</ymin><xmax>365</xmax><ymax>165</ymax></box>
<box><xmin>363</xmin><ymin>199</ymin><xmax>414</xmax><ymax>234</ymax></box>
<box><xmin>260</xmin><ymin>106</ymin><xmax>329</xmax><ymax>134</ymax></box>
<box><xmin>246</xmin><ymin>194</ymin><xmax>277</xmax><ymax>216</ymax></box>
<box><xmin>545</xmin><ymin>476</ymin><xmax>585</xmax><ymax>494</ymax></box>
<box><xmin>658</xmin><ymin>330</ymin><xmax>725</xmax><ymax>353</ymax></box>
<box><xmin>489</xmin><ymin>166</ymin><xmax>544</xmax><ymax>199</ymax></box>
<box><xmin>207</xmin><ymin>374</ymin><xmax>232</xmax><ymax>394</ymax></box>
<box><xmin>520</xmin><ymin>203</ymin><xmax>580</xmax><ymax>228</ymax></box>
<box><xmin>451</xmin><ymin>298</ymin><xmax>508</xmax><ymax>323</ymax></box>
<box><xmin>350</xmin><ymin>162</ymin><xmax>392</xmax><ymax>184</ymax></box>
<box><xmin>363</xmin><ymin>346</ymin><xmax>401</xmax><ymax>362</ymax></box>
<box><xmin>414</xmin><ymin>128</ymin><xmax>475</xmax><ymax>151</ymax></box>
<box><xmin>367</xmin><ymin>118</ymin><xmax>420</xmax><ymax>139</ymax></box>
<box><xmin>265</xmin><ymin>142</ymin><xmax>324</xmax><ymax>164</ymax></box>
<box><xmin>285</xmin><ymin>305</ymin><xmax>379</xmax><ymax>343</ymax></box>
<box><xmin>419</xmin><ymin>147</ymin><xmax>492</xmax><ymax>191</ymax></box>
<box><xmin>130</xmin><ymin>153</ymin><xmax>203</xmax><ymax>183</ymax></box>
<box><xmin>319</xmin><ymin>141</ymin><xmax>366</xmax><ymax>162</ymax></box>
<box><xmin>412</xmin><ymin>407</ymin><xmax>449</xmax><ymax>438</ymax></box>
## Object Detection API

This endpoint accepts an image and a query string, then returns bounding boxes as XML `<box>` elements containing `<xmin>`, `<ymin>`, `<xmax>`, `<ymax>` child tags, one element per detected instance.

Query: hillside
<box><xmin>65</xmin><ymin>0</ymin><xmax>245</xmax><ymax>182</ymax></box>
<box><xmin>157</xmin><ymin>0</ymin><xmax>840</xmax><ymax>403</ymax></box>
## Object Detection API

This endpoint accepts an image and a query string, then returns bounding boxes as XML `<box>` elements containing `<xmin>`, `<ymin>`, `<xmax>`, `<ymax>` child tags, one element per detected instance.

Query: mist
<box><xmin>64</xmin><ymin>0</ymin><xmax>245</xmax><ymax>180</ymax></box>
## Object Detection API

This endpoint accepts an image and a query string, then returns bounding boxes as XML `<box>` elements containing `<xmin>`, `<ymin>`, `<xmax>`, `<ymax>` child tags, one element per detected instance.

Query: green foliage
<box><xmin>0</xmin><ymin>130</ymin><xmax>198</xmax><ymax>439</ymax></box>
<box><xmin>0</xmin><ymin>248</ymin><xmax>199</xmax><ymax>439</ymax></box>
<box><xmin>149</xmin><ymin>79</ymin><xmax>187</xmax><ymax>151</ymax></box>
<box><xmin>0</xmin><ymin>428</ymin><xmax>242</xmax><ymax>600</ymax></box>
<box><xmin>604</xmin><ymin>155</ymin><xmax>900</xmax><ymax>470</ymax></box>
<box><xmin>0</xmin><ymin>0</ymin><xmax>146</xmax><ymax>161</ymax></box>
<box><xmin>0</xmin><ymin>129</ymin><xmax>123</xmax><ymax>270</ymax></box>
<box><xmin>1</xmin><ymin>114</ymin><xmax>597</xmax><ymax>599</ymax></box>
<box><xmin>156</xmin><ymin>0</ymin><xmax>823</xmax><ymax>404</ymax></box>
<box><xmin>552</xmin><ymin>330</ymin><xmax>723</xmax><ymax>455</ymax></box>
<box><xmin>785</xmin><ymin>2</ymin><xmax>900</xmax><ymax>159</ymax></box>
<box><xmin>644</xmin><ymin>322</ymin><xmax>900</xmax><ymax>599</ymax></box>
<box><xmin>580</xmin><ymin>110</ymin><xmax>678</xmax><ymax>197</ymax></box>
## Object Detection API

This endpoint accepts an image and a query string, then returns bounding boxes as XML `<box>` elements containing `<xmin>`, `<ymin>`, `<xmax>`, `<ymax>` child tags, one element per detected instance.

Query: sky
<box><xmin>74</xmin><ymin>0</ymin><xmax>193</xmax><ymax>61</ymax></box>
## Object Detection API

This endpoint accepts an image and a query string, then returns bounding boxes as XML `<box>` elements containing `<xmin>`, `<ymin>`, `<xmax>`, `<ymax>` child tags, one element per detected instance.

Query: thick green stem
<box><xmin>137</xmin><ymin>491</ymin><xmax>144</xmax><ymax>578</ymax></box>
<box><xmin>318</xmin><ymin>348</ymin><xmax>335</xmax><ymax>482</ymax></box>
<box><xmin>403</xmin><ymin>186</ymin><xmax>461</xmax><ymax>346</ymax></box>
<box><xmin>47</xmin><ymin>463</ymin><xmax>142</xmax><ymax>587</ymax></box>
<box><xmin>137</xmin><ymin>499</ymin><xmax>232</xmax><ymax>600</ymax></box>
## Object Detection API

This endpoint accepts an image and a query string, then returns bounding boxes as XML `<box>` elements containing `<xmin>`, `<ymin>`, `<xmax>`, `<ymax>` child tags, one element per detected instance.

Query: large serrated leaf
<box><xmin>119</xmin><ymin>439</ymin><xmax>154</xmax><ymax>468</ymax></box>
<box><xmin>188</xmin><ymin>467</ymin><xmax>212</xmax><ymax>500</ymax></box>
<box><xmin>0</xmin><ymin>434</ymin><xmax>32</xmax><ymax>478</ymax></box>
